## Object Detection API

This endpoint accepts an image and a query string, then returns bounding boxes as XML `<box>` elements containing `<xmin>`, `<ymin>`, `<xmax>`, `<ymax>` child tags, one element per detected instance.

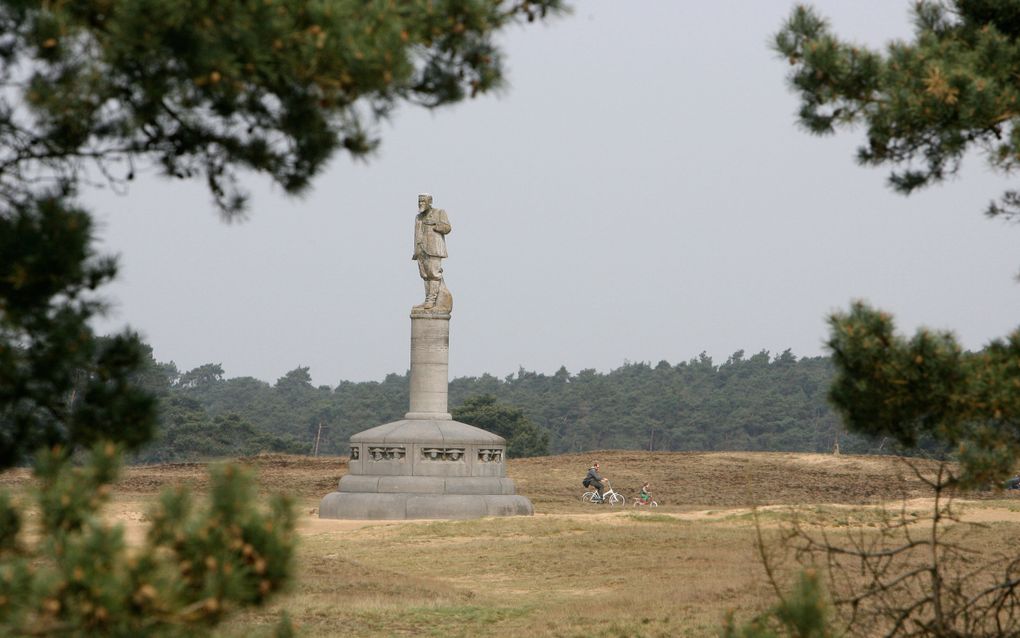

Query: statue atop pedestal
<box><xmin>412</xmin><ymin>193</ymin><xmax>453</xmax><ymax>314</ymax></box>
<box><xmin>317</xmin><ymin>192</ymin><xmax>533</xmax><ymax>520</ymax></box>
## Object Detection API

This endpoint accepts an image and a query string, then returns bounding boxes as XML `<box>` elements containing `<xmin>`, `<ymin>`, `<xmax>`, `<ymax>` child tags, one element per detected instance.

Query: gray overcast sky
<box><xmin>90</xmin><ymin>1</ymin><xmax>1020</xmax><ymax>387</ymax></box>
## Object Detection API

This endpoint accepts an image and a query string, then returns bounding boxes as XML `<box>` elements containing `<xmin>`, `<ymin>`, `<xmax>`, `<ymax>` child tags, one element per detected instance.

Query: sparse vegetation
<box><xmin>4</xmin><ymin>450</ymin><xmax>1014</xmax><ymax>637</ymax></box>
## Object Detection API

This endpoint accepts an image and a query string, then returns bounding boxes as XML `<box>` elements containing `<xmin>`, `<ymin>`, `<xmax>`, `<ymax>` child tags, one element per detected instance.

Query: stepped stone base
<box><xmin>318</xmin><ymin>491</ymin><xmax>533</xmax><ymax>520</ymax></box>
<box><xmin>318</xmin><ymin>418</ymin><xmax>534</xmax><ymax>520</ymax></box>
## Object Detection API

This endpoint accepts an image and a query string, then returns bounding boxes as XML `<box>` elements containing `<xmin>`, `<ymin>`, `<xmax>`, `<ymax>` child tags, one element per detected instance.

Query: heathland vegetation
<box><xmin>2</xmin><ymin>450</ymin><xmax>1013</xmax><ymax>638</ymax></box>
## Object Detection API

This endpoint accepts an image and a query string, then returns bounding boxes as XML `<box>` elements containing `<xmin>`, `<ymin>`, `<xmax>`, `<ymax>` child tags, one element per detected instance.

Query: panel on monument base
<box><xmin>442</xmin><ymin>477</ymin><xmax>518</xmax><ymax>495</ymax></box>
<box><xmin>318</xmin><ymin>492</ymin><xmax>410</xmax><ymax>520</ymax></box>
<box><xmin>405</xmin><ymin>494</ymin><xmax>489</xmax><ymax>519</ymax></box>
<box><xmin>377</xmin><ymin>476</ymin><xmax>446</xmax><ymax>494</ymax></box>
<box><xmin>338</xmin><ymin>475</ymin><xmax>381</xmax><ymax>492</ymax></box>
<box><xmin>483</xmin><ymin>495</ymin><xmax>534</xmax><ymax>517</ymax></box>
<box><xmin>473</xmin><ymin>447</ymin><xmax>505</xmax><ymax>477</ymax></box>
<box><xmin>413</xmin><ymin>442</ymin><xmax>472</xmax><ymax>477</ymax></box>
<box><xmin>347</xmin><ymin>445</ymin><xmax>363</xmax><ymax>474</ymax></box>
<box><xmin>359</xmin><ymin>444</ymin><xmax>412</xmax><ymax>476</ymax></box>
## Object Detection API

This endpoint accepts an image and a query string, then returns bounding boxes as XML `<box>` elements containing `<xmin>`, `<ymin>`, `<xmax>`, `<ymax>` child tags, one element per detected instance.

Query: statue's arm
<box><xmin>434</xmin><ymin>209</ymin><xmax>451</xmax><ymax>235</ymax></box>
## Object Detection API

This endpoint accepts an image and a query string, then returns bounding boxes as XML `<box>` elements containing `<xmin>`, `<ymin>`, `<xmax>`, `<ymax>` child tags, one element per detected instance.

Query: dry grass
<box><xmin>4</xmin><ymin>451</ymin><xmax>1020</xmax><ymax>636</ymax></box>
<box><xmin>219</xmin><ymin>513</ymin><xmax>775</xmax><ymax>638</ymax></box>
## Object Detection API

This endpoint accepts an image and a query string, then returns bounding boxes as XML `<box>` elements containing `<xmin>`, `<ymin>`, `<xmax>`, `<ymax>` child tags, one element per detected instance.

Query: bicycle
<box><xmin>633</xmin><ymin>497</ymin><xmax>658</xmax><ymax>507</ymax></box>
<box><xmin>582</xmin><ymin>479</ymin><xmax>625</xmax><ymax>506</ymax></box>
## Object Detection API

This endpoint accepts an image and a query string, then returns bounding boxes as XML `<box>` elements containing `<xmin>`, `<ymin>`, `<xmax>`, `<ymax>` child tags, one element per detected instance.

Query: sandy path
<box><xmin>99</xmin><ymin>497</ymin><xmax>1020</xmax><ymax>545</ymax></box>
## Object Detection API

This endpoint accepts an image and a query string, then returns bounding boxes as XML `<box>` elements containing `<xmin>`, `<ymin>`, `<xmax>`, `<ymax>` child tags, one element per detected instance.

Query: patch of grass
<box><xmin>218</xmin><ymin>513</ymin><xmax>779</xmax><ymax>637</ymax></box>
<box><xmin>349</xmin><ymin>604</ymin><xmax>533</xmax><ymax>637</ymax></box>
<box><xmin>626</xmin><ymin>513</ymin><xmax>684</xmax><ymax>524</ymax></box>
<box><xmin>967</xmin><ymin>498</ymin><xmax>1020</xmax><ymax>513</ymax></box>
<box><xmin>719</xmin><ymin>504</ymin><xmax>927</xmax><ymax>528</ymax></box>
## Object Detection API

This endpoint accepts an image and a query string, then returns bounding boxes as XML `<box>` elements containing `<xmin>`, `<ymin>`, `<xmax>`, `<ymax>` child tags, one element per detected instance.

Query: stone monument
<box><xmin>318</xmin><ymin>194</ymin><xmax>534</xmax><ymax>520</ymax></box>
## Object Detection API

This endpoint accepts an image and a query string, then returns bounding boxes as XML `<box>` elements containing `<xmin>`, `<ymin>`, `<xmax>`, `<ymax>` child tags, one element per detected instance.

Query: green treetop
<box><xmin>453</xmin><ymin>394</ymin><xmax>550</xmax><ymax>458</ymax></box>
<box><xmin>0</xmin><ymin>0</ymin><xmax>564</xmax><ymax>215</ymax></box>
<box><xmin>775</xmin><ymin>1</ymin><xmax>1020</xmax><ymax>220</ymax></box>
<box><xmin>827</xmin><ymin>301</ymin><xmax>1020</xmax><ymax>487</ymax></box>
<box><xmin>775</xmin><ymin>2</ymin><xmax>1020</xmax><ymax>484</ymax></box>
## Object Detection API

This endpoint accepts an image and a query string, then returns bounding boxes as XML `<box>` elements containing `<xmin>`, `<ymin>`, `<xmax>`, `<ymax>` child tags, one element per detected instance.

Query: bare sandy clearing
<box><xmin>3</xmin><ymin>451</ymin><xmax>1006</xmax><ymax>638</ymax></box>
<box><xmin>7</xmin><ymin>451</ymin><xmax>1020</xmax><ymax>546</ymax></box>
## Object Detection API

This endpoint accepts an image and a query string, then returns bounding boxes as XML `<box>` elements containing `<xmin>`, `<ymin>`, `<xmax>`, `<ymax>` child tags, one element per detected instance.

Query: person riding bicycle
<box><xmin>636</xmin><ymin>482</ymin><xmax>652</xmax><ymax>506</ymax></box>
<box><xmin>584</xmin><ymin>462</ymin><xmax>606</xmax><ymax>502</ymax></box>
<box><xmin>1006</xmin><ymin>473</ymin><xmax>1020</xmax><ymax>490</ymax></box>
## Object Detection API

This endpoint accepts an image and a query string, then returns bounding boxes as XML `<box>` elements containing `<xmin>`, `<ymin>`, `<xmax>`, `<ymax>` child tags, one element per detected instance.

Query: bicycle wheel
<box><xmin>581</xmin><ymin>492</ymin><xmax>596</xmax><ymax>503</ymax></box>
<box><xmin>609</xmin><ymin>493</ymin><xmax>624</xmax><ymax>506</ymax></box>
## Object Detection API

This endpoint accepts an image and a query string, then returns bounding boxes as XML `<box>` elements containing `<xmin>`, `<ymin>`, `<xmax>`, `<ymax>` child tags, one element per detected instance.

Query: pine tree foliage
<box><xmin>451</xmin><ymin>394</ymin><xmax>550</xmax><ymax>458</ymax></box>
<box><xmin>0</xmin><ymin>0</ymin><xmax>565</xmax><ymax>216</ymax></box>
<box><xmin>722</xmin><ymin>570</ymin><xmax>835</xmax><ymax>638</ymax></box>
<box><xmin>775</xmin><ymin>2</ymin><xmax>1020</xmax><ymax>486</ymax></box>
<box><xmin>828</xmin><ymin>301</ymin><xmax>1020</xmax><ymax>487</ymax></box>
<box><xmin>775</xmin><ymin>1</ymin><xmax>1020</xmax><ymax>220</ymax></box>
<box><xmin>0</xmin><ymin>443</ymin><xmax>294</xmax><ymax>636</ymax></box>
<box><xmin>135</xmin><ymin>350</ymin><xmax>855</xmax><ymax>461</ymax></box>
<box><xmin>0</xmin><ymin>194</ymin><xmax>157</xmax><ymax>468</ymax></box>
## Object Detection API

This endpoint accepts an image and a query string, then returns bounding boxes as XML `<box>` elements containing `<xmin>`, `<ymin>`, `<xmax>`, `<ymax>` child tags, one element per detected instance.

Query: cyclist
<box><xmin>584</xmin><ymin>462</ymin><xmax>606</xmax><ymax>502</ymax></box>
<box><xmin>636</xmin><ymin>482</ymin><xmax>652</xmax><ymax>506</ymax></box>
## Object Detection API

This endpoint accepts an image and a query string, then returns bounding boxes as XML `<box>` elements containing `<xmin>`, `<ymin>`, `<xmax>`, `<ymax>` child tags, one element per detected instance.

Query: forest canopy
<box><xmin>129</xmin><ymin>344</ymin><xmax>884</xmax><ymax>463</ymax></box>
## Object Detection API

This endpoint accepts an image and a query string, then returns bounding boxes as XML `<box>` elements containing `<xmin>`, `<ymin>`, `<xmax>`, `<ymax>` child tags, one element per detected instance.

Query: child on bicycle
<box><xmin>635</xmin><ymin>482</ymin><xmax>652</xmax><ymax>506</ymax></box>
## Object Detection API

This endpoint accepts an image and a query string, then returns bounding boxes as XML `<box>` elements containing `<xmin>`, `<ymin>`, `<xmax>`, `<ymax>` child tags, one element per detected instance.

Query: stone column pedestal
<box><xmin>318</xmin><ymin>419</ymin><xmax>534</xmax><ymax>520</ymax></box>
<box><xmin>318</xmin><ymin>194</ymin><xmax>534</xmax><ymax>520</ymax></box>
<box><xmin>405</xmin><ymin>311</ymin><xmax>451</xmax><ymax>420</ymax></box>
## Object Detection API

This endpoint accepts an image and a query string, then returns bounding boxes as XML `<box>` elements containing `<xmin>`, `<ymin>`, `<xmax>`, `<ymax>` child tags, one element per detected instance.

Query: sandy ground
<box><xmin>5</xmin><ymin>450</ymin><xmax>1019</xmax><ymax>544</ymax></box>
<box><xmin>105</xmin><ymin>498</ymin><xmax>1020</xmax><ymax>546</ymax></box>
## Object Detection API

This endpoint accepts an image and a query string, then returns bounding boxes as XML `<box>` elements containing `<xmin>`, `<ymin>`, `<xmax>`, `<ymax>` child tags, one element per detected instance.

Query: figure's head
<box><xmin>593</xmin><ymin>462</ymin><xmax>600</xmax><ymax>470</ymax></box>
<box><xmin>418</xmin><ymin>193</ymin><xmax>432</xmax><ymax>213</ymax></box>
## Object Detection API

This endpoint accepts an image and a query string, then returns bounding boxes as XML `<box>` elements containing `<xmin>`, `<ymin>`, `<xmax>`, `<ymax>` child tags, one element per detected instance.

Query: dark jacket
<box><xmin>586</xmin><ymin>467</ymin><xmax>603</xmax><ymax>483</ymax></box>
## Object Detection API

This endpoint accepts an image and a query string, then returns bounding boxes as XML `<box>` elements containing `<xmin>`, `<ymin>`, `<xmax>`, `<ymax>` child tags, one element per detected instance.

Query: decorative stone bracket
<box><xmin>420</xmin><ymin>447</ymin><xmax>466</xmax><ymax>461</ymax></box>
<box><xmin>368</xmin><ymin>446</ymin><xmax>406</xmax><ymax>461</ymax></box>
<box><xmin>477</xmin><ymin>448</ymin><xmax>504</xmax><ymax>463</ymax></box>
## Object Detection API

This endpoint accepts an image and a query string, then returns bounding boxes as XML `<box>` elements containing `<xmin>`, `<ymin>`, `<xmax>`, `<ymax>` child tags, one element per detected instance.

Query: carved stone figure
<box><xmin>478</xmin><ymin>448</ymin><xmax>502</xmax><ymax>463</ymax></box>
<box><xmin>412</xmin><ymin>193</ymin><xmax>453</xmax><ymax>313</ymax></box>
<box><xmin>369</xmin><ymin>446</ymin><xmax>406</xmax><ymax>461</ymax></box>
<box><xmin>421</xmin><ymin>447</ymin><xmax>465</xmax><ymax>461</ymax></box>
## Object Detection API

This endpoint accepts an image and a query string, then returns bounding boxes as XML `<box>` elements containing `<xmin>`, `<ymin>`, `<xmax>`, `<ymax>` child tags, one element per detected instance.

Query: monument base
<box><xmin>319</xmin><ymin>418</ymin><xmax>534</xmax><ymax>521</ymax></box>
<box><xmin>318</xmin><ymin>492</ymin><xmax>533</xmax><ymax>520</ymax></box>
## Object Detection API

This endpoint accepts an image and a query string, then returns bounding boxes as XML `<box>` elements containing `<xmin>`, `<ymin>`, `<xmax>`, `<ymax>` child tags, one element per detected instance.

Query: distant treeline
<box><xmin>131</xmin><ymin>344</ymin><xmax>888</xmax><ymax>463</ymax></box>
